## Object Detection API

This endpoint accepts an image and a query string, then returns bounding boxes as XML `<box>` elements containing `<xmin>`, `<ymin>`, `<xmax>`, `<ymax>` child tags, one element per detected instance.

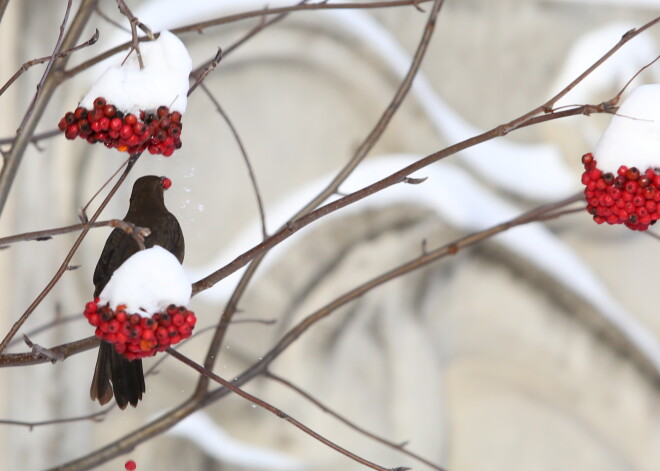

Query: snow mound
<box><xmin>595</xmin><ymin>84</ymin><xmax>660</xmax><ymax>172</ymax></box>
<box><xmin>99</xmin><ymin>245</ymin><xmax>191</xmax><ymax>317</ymax></box>
<box><xmin>80</xmin><ymin>30</ymin><xmax>192</xmax><ymax>115</ymax></box>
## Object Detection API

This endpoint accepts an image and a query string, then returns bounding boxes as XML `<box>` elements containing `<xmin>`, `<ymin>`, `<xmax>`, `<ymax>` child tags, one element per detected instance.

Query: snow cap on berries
<box><xmin>594</xmin><ymin>84</ymin><xmax>660</xmax><ymax>173</ymax></box>
<box><xmin>79</xmin><ymin>30</ymin><xmax>192</xmax><ymax>115</ymax></box>
<box><xmin>99</xmin><ymin>246</ymin><xmax>191</xmax><ymax>317</ymax></box>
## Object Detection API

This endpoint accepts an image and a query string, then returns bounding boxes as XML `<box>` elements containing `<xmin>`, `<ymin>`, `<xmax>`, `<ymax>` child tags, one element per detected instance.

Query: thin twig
<box><xmin>200</xmin><ymin>83</ymin><xmax>268</xmax><ymax>239</ymax></box>
<box><xmin>80</xmin><ymin>155</ymin><xmax>132</xmax><ymax>222</ymax></box>
<box><xmin>187</xmin><ymin>49</ymin><xmax>222</xmax><ymax>96</ymax></box>
<box><xmin>94</xmin><ymin>4</ymin><xmax>130</xmax><ymax>33</ymax></box>
<box><xmin>38</xmin><ymin>193</ymin><xmax>584</xmax><ymax>469</ymax></box>
<box><xmin>195</xmin><ymin>0</ymin><xmax>446</xmax><ymax>395</ymax></box>
<box><xmin>0</xmin><ymin>218</ymin><xmax>147</xmax><ymax>248</ymax></box>
<box><xmin>63</xmin><ymin>1</ymin><xmax>436</xmax><ymax>79</ymax></box>
<box><xmin>0</xmin><ymin>0</ymin><xmax>99</xmax><ymax>217</ymax></box>
<box><xmin>0</xmin><ymin>407</ymin><xmax>110</xmax><ymax>429</ymax></box>
<box><xmin>0</xmin><ymin>128</ymin><xmax>60</xmax><ymax>146</ymax></box>
<box><xmin>0</xmin><ymin>29</ymin><xmax>99</xmax><ymax>98</ymax></box>
<box><xmin>115</xmin><ymin>0</ymin><xmax>153</xmax><ymax>68</ymax></box>
<box><xmin>0</xmin><ymin>152</ymin><xmax>141</xmax><ymax>354</ymax></box>
<box><xmin>168</xmin><ymin>348</ymin><xmax>409</xmax><ymax>471</ymax></box>
<box><xmin>0</xmin><ymin>336</ymin><xmax>99</xmax><ymax>367</ymax></box>
<box><xmin>266</xmin><ymin>371</ymin><xmax>446</xmax><ymax>471</ymax></box>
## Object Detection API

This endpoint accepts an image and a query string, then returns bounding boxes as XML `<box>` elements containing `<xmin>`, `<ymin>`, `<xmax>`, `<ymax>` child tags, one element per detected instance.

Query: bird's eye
<box><xmin>160</xmin><ymin>176</ymin><xmax>172</xmax><ymax>190</ymax></box>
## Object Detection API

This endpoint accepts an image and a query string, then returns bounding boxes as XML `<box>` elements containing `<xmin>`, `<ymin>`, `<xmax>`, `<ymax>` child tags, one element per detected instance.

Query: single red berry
<box><xmin>157</xmin><ymin>105</ymin><xmax>169</xmax><ymax>117</ymax></box>
<box><xmin>78</xmin><ymin>119</ymin><xmax>91</xmax><ymax>135</ymax></box>
<box><xmin>98</xmin><ymin>117</ymin><xmax>110</xmax><ymax>131</ymax></box>
<box><xmin>58</xmin><ymin>117</ymin><xmax>68</xmax><ymax>131</ymax></box>
<box><xmin>88</xmin><ymin>108</ymin><xmax>104</xmax><ymax>122</ymax></box>
<box><xmin>110</xmin><ymin>117</ymin><xmax>123</xmax><ymax>131</ymax></box>
<box><xmin>120</xmin><ymin>125</ymin><xmax>134</xmax><ymax>140</ymax></box>
<box><xmin>581</xmin><ymin>153</ymin><xmax>594</xmax><ymax>166</ymax></box>
<box><xmin>93</xmin><ymin>97</ymin><xmax>106</xmax><ymax>109</ymax></box>
<box><xmin>169</xmin><ymin>124</ymin><xmax>181</xmax><ymax>137</ymax></box>
<box><xmin>626</xmin><ymin>167</ymin><xmax>640</xmax><ymax>180</ymax></box>
<box><xmin>161</xmin><ymin>177</ymin><xmax>172</xmax><ymax>190</ymax></box>
<box><xmin>159</xmin><ymin>117</ymin><xmax>172</xmax><ymax>129</ymax></box>
<box><xmin>124</xmin><ymin>114</ymin><xmax>138</xmax><ymax>126</ymax></box>
<box><xmin>170</xmin><ymin>111</ymin><xmax>182</xmax><ymax>123</ymax></box>
<box><xmin>179</xmin><ymin>324</ymin><xmax>192</xmax><ymax>337</ymax></box>
<box><xmin>65</xmin><ymin>124</ymin><xmax>79</xmax><ymax>139</ymax></box>
<box><xmin>163</xmin><ymin>147</ymin><xmax>174</xmax><ymax>157</ymax></box>
<box><xmin>125</xmin><ymin>459</ymin><xmax>137</xmax><ymax>470</ymax></box>
<box><xmin>102</xmin><ymin>104</ymin><xmax>116</xmax><ymax>118</ymax></box>
<box><xmin>172</xmin><ymin>313</ymin><xmax>185</xmax><ymax>327</ymax></box>
<box><xmin>74</xmin><ymin>107</ymin><xmax>88</xmax><ymax>120</ymax></box>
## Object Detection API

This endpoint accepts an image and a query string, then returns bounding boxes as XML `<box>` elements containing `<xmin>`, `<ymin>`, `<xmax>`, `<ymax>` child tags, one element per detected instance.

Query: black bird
<box><xmin>90</xmin><ymin>175</ymin><xmax>184</xmax><ymax>409</ymax></box>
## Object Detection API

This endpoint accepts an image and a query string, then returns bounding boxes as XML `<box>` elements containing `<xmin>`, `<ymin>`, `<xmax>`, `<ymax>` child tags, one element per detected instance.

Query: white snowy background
<box><xmin>0</xmin><ymin>1</ymin><xmax>659</xmax><ymax>470</ymax></box>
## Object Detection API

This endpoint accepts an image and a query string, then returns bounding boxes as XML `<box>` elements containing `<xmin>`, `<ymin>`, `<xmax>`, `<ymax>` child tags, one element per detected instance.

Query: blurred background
<box><xmin>0</xmin><ymin>0</ymin><xmax>659</xmax><ymax>470</ymax></box>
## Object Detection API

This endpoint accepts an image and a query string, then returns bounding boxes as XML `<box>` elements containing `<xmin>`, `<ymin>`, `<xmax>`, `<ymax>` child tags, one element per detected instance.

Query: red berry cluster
<box><xmin>582</xmin><ymin>152</ymin><xmax>660</xmax><ymax>231</ymax></box>
<box><xmin>84</xmin><ymin>299</ymin><xmax>196</xmax><ymax>360</ymax></box>
<box><xmin>58</xmin><ymin>97</ymin><xmax>182</xmax><ymax>156</ymax></box>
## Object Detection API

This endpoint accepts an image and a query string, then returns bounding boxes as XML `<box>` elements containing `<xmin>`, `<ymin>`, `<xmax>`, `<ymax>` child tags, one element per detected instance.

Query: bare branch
<box><xmin>187</xmin><ymin>49</ymin><xmax>222</xmax><ymax>96</ymax></box>
<box><xmin>0</xmin><ymin>152</ymin><xmax>141</xmax><ymax>354</ymax></box>
<box><xmin>63</xmin><ymin>1</ymin><xmax>435</xmax><ymax>78</ymax></box>
<box><xmin>266</xmin><ymin>371</ymin><xmax>447</xmax><ymax>471</ymax></box>
<box><xmin>195</xmin><ymin>0</ymin><xmax>446</xmax><ymax>396</ymax></box>
<box><xmin>200</xmin><ymin>83</ymin><xmax>268</xmax><ymax>239</ymax></box>
<box><xmin>0</xmin><ymin>219</ymin><xmax>140</xmax><ymax>248</ymax></box>
<box><xmin>0</xmin><ymin>0</ymin><xmax>99</xmax><ymax>217</ymax></box>
<box><xmin>115</xmin><ymin>0</ymin><xmax>154</xmax><ymax>69</ymax></box>
<box><xmin>0</xmin><ymin>29</ymin><xmax>98</xmax><ymax>98</ymax></box>
<box><xmin>169</xmin><ymin>348</ymin><xmax>409</xmax><ymax>471</ymax></box>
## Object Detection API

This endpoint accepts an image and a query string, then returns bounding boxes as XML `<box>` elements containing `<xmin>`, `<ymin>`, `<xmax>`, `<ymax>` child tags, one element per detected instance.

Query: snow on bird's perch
<box><xmin>84</xmin><ymin>246</ymin><xmax>195</xmax><ymax>360</ymax></box>
<box><xmin>99</xmin><ymin>245</ymin><xmax>191</xmax><ymax>315</ymax></box>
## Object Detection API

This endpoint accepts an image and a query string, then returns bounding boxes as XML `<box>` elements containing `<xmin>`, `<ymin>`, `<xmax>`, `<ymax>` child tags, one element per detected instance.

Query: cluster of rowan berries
<box><xmin>58</xmin><ymin>97</ymin><xmax>182</xmax><ymax>156</ymax></box>
<box><xmin>582</xmin><ymin>152</ymin><xmax>660</xmax><ymax>231</ymax></box>
<box><xmin>84</xmin><ymin>299</ymin><xmax>196</xmax><ymax>360</ymax></box>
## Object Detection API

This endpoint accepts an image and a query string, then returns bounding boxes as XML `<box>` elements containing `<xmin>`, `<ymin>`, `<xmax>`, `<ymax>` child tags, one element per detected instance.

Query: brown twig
<box><xmin>0</xmin><ymin>29</ymin><xmax>99</xmax><ymax>98</ymax></box>
<box><xmin>94</xmin><ymin>4</ymin><xmax>130</xmax><ymax>33</ymax></box>
<box><xmin>266</xmin><ymin>371</ymin><xmax>446</xmax><ymax>471</ymax></box>
<box><xmin>0</xmin><ymin>0</ymin><xmax>9</xmax><ymax>24</ymax></box>
<box><xmin>41</xmin><ymin>192</ymin><xmax>584</xmax><ymax>469</ymax></box>
<box><xmin>0</xmin><ymin>152</ymin><xmax>141</xmax><ymax>354</ymax></box>
<box><xmin>187</xmin><ymin>49</ymin><xmax>222</xmax><ymax>97</ymax></box>
<box><xmin>195</xmin><ymin>0</ymin><xmax>446</xmax><ymax>396</ymax></box>
<box><xmin>63</xmin><ymin>1</ymin><xmax>435</xmax><ymax>79</ymax></box>
<box><xmin>200</xmin><ymin>83</ymin><xmax>268</xmax><ymax>239</ymax></box>
<box><xmin>0</xmin><ymin>336</ymin><xmax>99</xmax><ymax>367</ymax></box>
<box><xmin>0</xmin><ymin>407</ymin><xmax>110</xmax><ymax>429</ymax></box>
<box><xmin>115</xmin><ymin>0</ymin><xmax>154</xmax><ymax>68</ymax></box>
<box><xmin>168</xmin><ymin>348</ymin><xmax>410</xmax><ymax>471</ymax></box>
<box><xmin>0</xmin><ymin>128</ymin><xmax>60</xmax><ymax>147</ymax></box>
<box><xmin>0</xmin><ymin>218</ymin><xmax>145</xmax><ymax>248</ymax></box>
<box><xmin>205</xmin><ymin>195</ymin><xmax>586</xmax><ymax>401</ymax></box>
<box><xmin>0</xmin><ymin>0</ymin><xmax>98</xmax><ymax>217</ymax></box>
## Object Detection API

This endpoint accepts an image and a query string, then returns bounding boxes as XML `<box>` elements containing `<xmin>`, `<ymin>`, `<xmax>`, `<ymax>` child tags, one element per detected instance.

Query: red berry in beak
<box><xmin>160</xmin><ymin>177</ymin><xmax>172</xmax><ymax>190</ymax></box>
